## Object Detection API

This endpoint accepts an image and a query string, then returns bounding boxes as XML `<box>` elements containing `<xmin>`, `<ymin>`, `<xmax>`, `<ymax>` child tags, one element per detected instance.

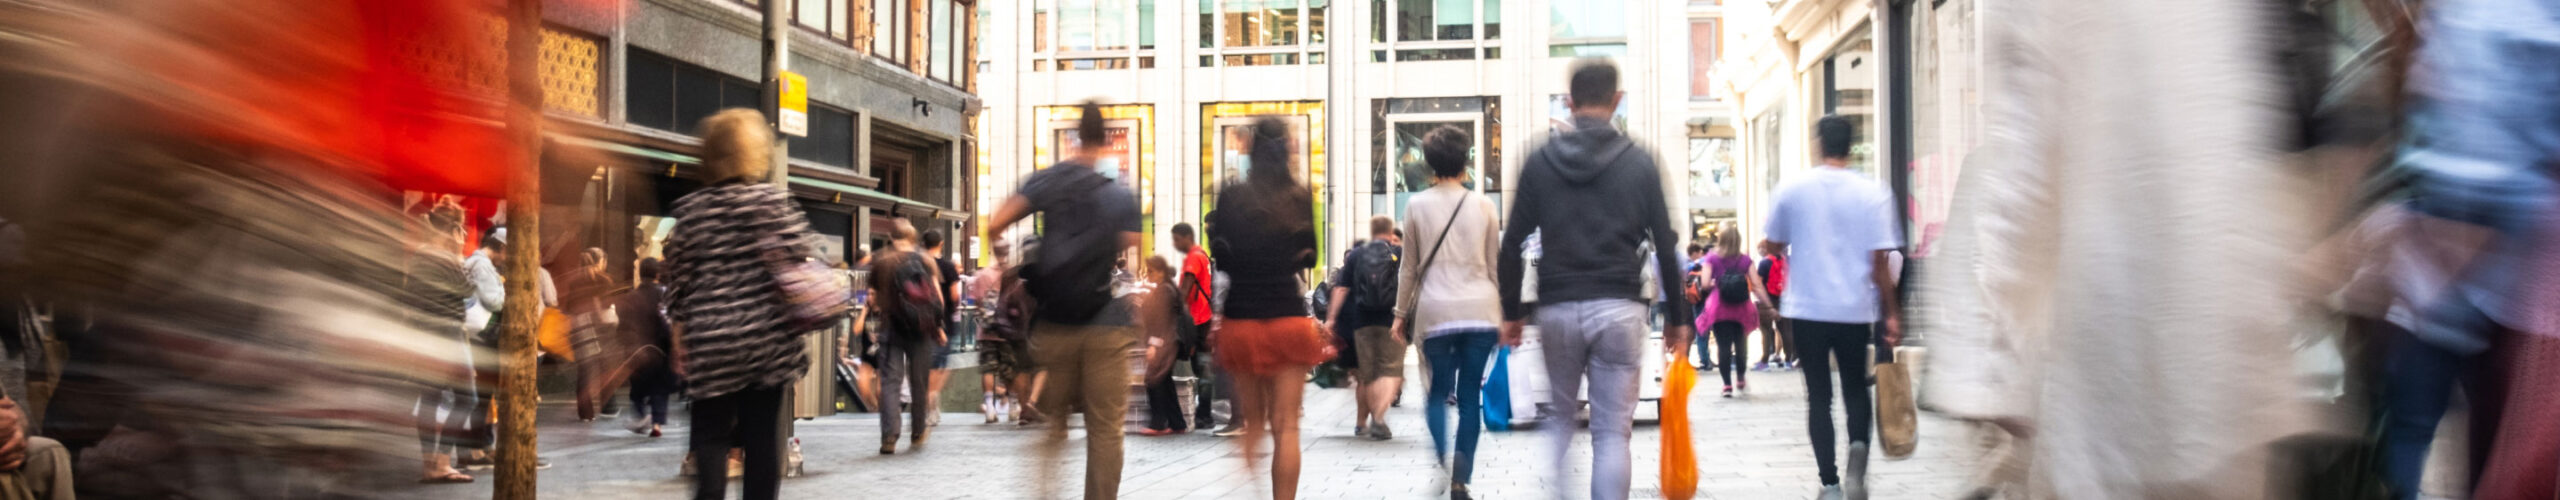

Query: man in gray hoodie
<box><xmin>1495</xmin><ymin>59</ymin><xmax>1695</xmax><ymax>500</ymax></box>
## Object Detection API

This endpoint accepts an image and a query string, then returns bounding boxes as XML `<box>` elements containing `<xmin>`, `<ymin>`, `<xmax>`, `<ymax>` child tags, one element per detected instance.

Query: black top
<box><xmin>1206</xmin><ymin>182</ymin><xmax>1318</xmax><ymax>320</ymax></box>
<box><xmin>1016</xmin><ymin>162</ymin><xmax>1142</xmax><ymax>324</ymax></box>
<box><xmin>1496</xmin><ymin>116</ymin><xmax>1694</xmax><ymax>323</ymax></box>
<box><xmin>1333</xmin><ymin>241</ymin><xmax>1400</xmax><ymax>330</ymax></box>
<box><xmin>934</xmin><ymin>254</ymin><xmax>961</xmax><ymax>318</ymax></box>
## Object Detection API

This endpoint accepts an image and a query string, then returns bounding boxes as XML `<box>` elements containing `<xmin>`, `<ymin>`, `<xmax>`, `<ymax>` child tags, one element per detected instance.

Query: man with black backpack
<box><xmin>1326</xmin><ymin>216</ymin><xmax>1404</xmax><ymax>440</ymax></box>
<box><xmin>983</xmin><ymin>100</ymin><xmax>1144</xmax><ymax>500</ymax></box>
<box><xmin>867</xmin><ymin>220</ymin><xmax>946</xmax><ymax>455</ymax></box>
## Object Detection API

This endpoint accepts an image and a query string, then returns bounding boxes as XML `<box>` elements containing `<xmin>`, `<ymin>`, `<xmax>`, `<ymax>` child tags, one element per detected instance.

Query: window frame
<box><xmin>1197</xmin><ymin>0</ymin><xmax>1327</xmax><ymax>67</ymax></box>
<box><xmin>1030</xmin><ymin>0</ymin><xmax>1155</xmax><ymax>72</ymax></box>
<box><xmin>872</xmin><ymin>0</ymin><xmax>911</xmax><ymax>65</ymax></box>
<box><xmin>1371</xmin><ymin>0</ymin><xmax>1498</xmax><ymax>61</ymax></box>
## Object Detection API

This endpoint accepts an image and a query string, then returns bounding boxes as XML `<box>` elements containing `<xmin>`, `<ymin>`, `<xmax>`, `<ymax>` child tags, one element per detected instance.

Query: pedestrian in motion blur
<box><xmin>1698</xmin><ymin>225</ymin><xmax>1765</xmax><ymax>398</ymax></box>
<box><xmin>1494</xmin><ymin>59</ymin><xmax>1694</xmax><ymax>500</ymax></box>
<box><xmin>1206</xmin><ymin>116</ymin><xmax>1336</xmax><ymax>500</ymax></box>
<box><xmin>919</xmin><ymin>230</ymin><xmax>962</xmax><ymax>429</ymax></box>
<box><xmin>1763</xmin><ymin>115</ymin><xmax>1901</xmax><ymax>500</ymax></box>
<box><xmin>1326</xmin><ymin>216</ymin><xmax>1402</xmax><ymax>441</ymax></box>
<box><xmin>405</xmin><ymin>202</ymin><xmax>477</xmax><ymax>485</ymax></box>
<box><xmin>618</xmin><ymin>258</ymin><xmax>678</xmax><ymax>438</ymax></box>
<box><xmin>869</xmin><ymin>220</ymin><xmax>946</xmax><ymax>454</ymax></box>
<box><xmin>1394</xmin><ymin>125</ymin><xmax>1503</xmax><ymax>500</ymax></box>
<box><xmin>984</xmin><ymin>100</ymin><xmax>1145</xmax><ymax>500</ymax></box>
<box><xmin>664</xmin><ymin>108</ymin><xmax>822</xmax><ymax>500</ymax></box>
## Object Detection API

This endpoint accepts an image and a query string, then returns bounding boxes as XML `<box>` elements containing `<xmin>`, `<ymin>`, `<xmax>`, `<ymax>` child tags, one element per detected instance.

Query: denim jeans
<box><xmin>1535</xmin><ymin>299</ymin><xmax>1648</xmax><ymax>500</ymax></box>
<box><xmin>2377</xmin><ymin>323</ymin><xmax>2485</xmax><ymax>500</ymax></box>
<box><xmin>1793</xmin><ymin>319</ymin><xmax>1873</xmax><ymax>486</ymax></box>
<box><xmin>1420</xmin><ymin>329</ymin><xmax>1499</xmax><ymax>485</ymax></box>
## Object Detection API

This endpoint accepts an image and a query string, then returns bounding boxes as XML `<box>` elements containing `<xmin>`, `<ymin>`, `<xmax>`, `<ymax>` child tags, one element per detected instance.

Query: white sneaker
<box><xmin>1817</xmin><ymin>484</ymin><xmax>1844</xmax><ymax>500</ymax></box>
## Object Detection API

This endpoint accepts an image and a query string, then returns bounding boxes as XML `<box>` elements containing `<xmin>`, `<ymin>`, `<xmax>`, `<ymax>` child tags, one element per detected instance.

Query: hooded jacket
<box><xmin>1496</xmin><ymin>115</ymin><xmax>1694</xmax><ymax>323</ymax></box>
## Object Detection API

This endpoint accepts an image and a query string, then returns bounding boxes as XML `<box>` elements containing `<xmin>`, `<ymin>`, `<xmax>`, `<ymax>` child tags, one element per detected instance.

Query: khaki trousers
<box><xmin>1031</xmin><ymin>321</ymin><xmax>1137</xmax><ymax>500</ymax></box>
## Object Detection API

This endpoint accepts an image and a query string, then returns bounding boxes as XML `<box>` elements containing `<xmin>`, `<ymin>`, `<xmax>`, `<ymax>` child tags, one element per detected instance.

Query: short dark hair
<box><xmin>1568</xmin><ymin>59</ymin><xmax>1619</xmax><ymax>108</ymax></box>
<box><xmin>637</xmin><ymin>257</ymin><xmax>664</xmax><ymax>282</ymax></box>
<box><xmin>1170</xmin><ymin>222</ymin><xmax>1195</xmax><ymax>240</ymax></box>
<box><xmin>921</xmin><ymin>229</ymin><xmax>946</xmax><ymax>250</ymax></box>
<box><xmin>1422</xmin><ymin>125</ymin><xmax>1471</xmax><ymax>179</ymax></box>
<box><xmin>1077</xmin><ymin>100</ymin><xmax>1107</xmax><ymax>146</ymax></box>
<box><xmin>1686</xmin><ymin>243</ymin><xmax>1704</xmax><ymax>255</ymax></box>
<box><xmin>1817</xmin><ymin>115</ymin><xmax>1855</xmax><ymax>159</ymax></box>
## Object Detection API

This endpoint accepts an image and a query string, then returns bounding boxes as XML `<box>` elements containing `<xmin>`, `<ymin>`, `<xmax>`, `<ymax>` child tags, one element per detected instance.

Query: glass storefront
<box><xmin>1813</xmin><ymin>27</ymin><xmax>1876</xmax><ymax>177</ymax></box>
<box><xmin>1199</xmin><ymin>100</ymin><xmax>1328</xmax><ymax>268</ymax></box>
<box><xmin>1031</xmin><ymin>104</ymin><xmax>1158</xmax><ymax>253</ymax></box>
<box><xmin>1369</xmin><ymin>97</ymin><xmax>1501</xmax><ymax>221</ymax></box>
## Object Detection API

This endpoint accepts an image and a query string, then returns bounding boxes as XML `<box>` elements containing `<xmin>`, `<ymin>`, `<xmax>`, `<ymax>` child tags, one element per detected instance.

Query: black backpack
<box><xmin>1350</xmin><ymin>242</ymin><xmax>1401</xmax><ymax>314</ymax></box>
<box><xmin>1714</xmin><ymin>259</ymin><xmax>1750</xmax><ymax>305</ymax></box>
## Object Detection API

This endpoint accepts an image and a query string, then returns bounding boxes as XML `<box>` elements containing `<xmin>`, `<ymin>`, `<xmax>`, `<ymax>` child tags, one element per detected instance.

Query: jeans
<box><xmin>1031</xmin><ymin>321</ymin><xmax>1138</xmax><ymax>500</ymax></box>
<box><xmin>877</xmin><ymin>336</ymin><xmax>936</xmax><ymax>445</ymax></box>
<box><xmin>1535</xmin><ymin>299</ymin><xmax>1648</xmax><ymax>500</ymax></box>
<box><xmin>690</xmin><ymin>384</ymin><xmax>786</xmax><ymax>500</ymax></box>
<box><xmin>1193</xmin><ymin>321</ymin><xmax>1220</xmax><ymax>429</ymax></box>
<box><xmin>631</xmin><ymin>390</ymin><xmax>671</xmax><ymax>426</ymax></box>
<box><xmin>2377</xmin><ymin>323</ymin><xmax>2485</xmax><ymax>500</ymax></box>
<box><xmin>1143</xmin><ymin>345</ymin><xmax>1190</xmax><ymax>431</ymax></box>
<box><xmin>1421</xmin><ymin>329</ymin><xmax>1499</xmax><ymax>485</ymax></box>
<box><xmin>1793</xmin><ymin>319</ymin><xmax>1873</xmax><ymax>486</ymax></box>
<box><xmin>1711</xmin><ymin>321</ymin><xmax>1747</xmax><ymax>387</ymax></box>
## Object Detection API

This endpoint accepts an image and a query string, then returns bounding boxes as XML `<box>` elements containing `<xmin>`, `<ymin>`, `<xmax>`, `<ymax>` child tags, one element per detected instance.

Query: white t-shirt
<box><xmin>1764</xmin><ymin>167</ymin><xmax>1899</xmax><ymax>324</ymax></box>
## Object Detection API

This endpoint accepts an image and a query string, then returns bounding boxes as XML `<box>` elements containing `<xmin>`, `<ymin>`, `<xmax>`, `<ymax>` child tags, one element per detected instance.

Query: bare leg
<box><xmin>1269</xmin><ymin>365</ymin><xmax>1312</xmax><ymax>500</ymax></box>
<box><xmin>1362</xmin><ymin>375</ymin><xmax>1400</xmax><ymax>429</ymax></box>
<box><xmin>1233</xmin><ymin>371</ymin><xmax>1272</xmax><ymax>475</ymax></box>
<box><xmin>1348</xmin><ymin>377</ymin><xmax>1369</xmax><ymax>430</ymax></box>
<box><xmin>929</xmin><ymin>368</ymin><xmax>950</xmax><ymax>425</ymax></box>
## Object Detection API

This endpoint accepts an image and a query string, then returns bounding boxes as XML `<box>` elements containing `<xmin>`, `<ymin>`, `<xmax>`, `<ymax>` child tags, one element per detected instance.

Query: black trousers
<box><xmin>1146</xmin><ymin>338</ymin><xmax>1197</xmax><ymax>431</ymax></box>
<box><xmin>690</xmin><ymin>384</ymin><xmax>786</xmax><ymax>500</ymax></box>
<box><xmin>1712</xmin><ymin>321</ymin><xmax>1748</xmax><ymax>387</ymax></box>
<box><xmin>1792</xmin><ymin>318</ymin><xmax>1873</xmax><ymax>486</ymax></box>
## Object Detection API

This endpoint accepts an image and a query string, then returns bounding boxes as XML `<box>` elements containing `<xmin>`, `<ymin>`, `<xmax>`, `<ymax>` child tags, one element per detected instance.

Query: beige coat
<box><xmin>1394</xmin><ymin>184</ymin><xmax>1503</xmax><ymax>334</ymax></box>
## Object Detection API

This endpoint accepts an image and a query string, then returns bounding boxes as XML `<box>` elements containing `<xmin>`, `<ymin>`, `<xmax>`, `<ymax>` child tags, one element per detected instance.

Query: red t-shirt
<box><xmin>1182</xmin><ymin>246</ymin><xmax>1213</xmax><ymax>322</ymax></box>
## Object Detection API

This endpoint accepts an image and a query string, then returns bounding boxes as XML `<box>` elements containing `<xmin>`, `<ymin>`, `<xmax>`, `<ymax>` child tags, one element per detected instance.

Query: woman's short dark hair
<box><xmin>637</xmin><ymin>257</ymin><xmax>664</xmax><ymax>282</ymax></box>
<box><xmin>1422</xmin><ymin>125</ymin><xmax>1471</xmax><ymax>179</ymax></box>
<box><xmin>1817</xmin><ymin>115</ymin><xmax>1855</xmax><ymax>159</ymax></box>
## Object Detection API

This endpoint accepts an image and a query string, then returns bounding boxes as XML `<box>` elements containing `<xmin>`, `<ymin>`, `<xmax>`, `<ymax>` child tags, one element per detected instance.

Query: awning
<box><xmin>554</xmin><ymin>135</ymin><xmax>960</xmax><ymax>220</ymax></box>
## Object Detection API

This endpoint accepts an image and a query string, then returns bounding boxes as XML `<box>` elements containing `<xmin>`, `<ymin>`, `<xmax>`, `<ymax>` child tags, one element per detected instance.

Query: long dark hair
<box><xmin>1233</xmin><ymin>116</ymin><xmax>1311</xmax><ymax>232</ymax></box>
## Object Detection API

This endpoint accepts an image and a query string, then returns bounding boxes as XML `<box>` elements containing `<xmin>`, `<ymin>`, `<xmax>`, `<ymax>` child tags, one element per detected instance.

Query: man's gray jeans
<box><xmin>1535</xmin><ymin>298</ymin><xmax>1648</xmax><ymax>500</ymax></box>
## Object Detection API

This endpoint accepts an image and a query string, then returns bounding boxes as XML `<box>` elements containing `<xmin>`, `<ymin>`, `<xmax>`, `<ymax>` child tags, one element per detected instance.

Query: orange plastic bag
<box><xmin>1661</xmin><ymin>352</ymin><xmax>1698</xmax><ymax>499</ymax></box>
<box><xmin>538</xmin><ymin>308</ymin><xmax>575</xmax><ymax>362</ymax></box>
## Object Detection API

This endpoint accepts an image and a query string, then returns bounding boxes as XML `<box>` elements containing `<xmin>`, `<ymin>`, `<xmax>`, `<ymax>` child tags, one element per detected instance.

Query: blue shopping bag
<box><xmin>1482</xmin><ymin>346</ymin><xmax>1514</xmax><ymax>431</ymax></box>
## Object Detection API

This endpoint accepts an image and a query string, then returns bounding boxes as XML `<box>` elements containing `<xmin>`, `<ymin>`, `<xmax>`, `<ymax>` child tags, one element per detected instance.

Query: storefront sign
<box><xmin>777</xmin><ymin>71</ymin><xmax>809</xmax><ymax>137</ymax></box>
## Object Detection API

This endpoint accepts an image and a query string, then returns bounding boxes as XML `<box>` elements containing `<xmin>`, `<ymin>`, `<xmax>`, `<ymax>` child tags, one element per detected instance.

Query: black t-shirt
<box><xmin>1333</xmin><ymin>241</ymin><xmax>1399</xmax><ymax>330</ymax></box>
<box><xmin>1016</xmin><ymin>162</ymin><xmax>1141</xmax><ymax>325</ymax></box>
<box><xmin>934</xmin><ymin>254</ymin><xmax>960</xmax><ymax>319</ymax></box>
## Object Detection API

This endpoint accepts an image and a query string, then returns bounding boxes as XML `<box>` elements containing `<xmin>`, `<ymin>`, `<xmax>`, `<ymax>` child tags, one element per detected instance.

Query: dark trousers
<box><xmin>1711</xmin><ymin>321</ymin><xmax>1747</xmax><ymax>387</ymax></box>
<box><xmin>690</xmin><ymin>385</ymin><xmax>786</xmax><ymax>500</ymax></box>
<box><xmin>1192</xmin><ymin>322</ymin><xmax>1221</xmax><ymax>429</ymax></box>
<box><xmin>1793</xmin><ymin>319</ymin><xmax>1873</xmax><ymax>486</ymax></box>
<box><xmin>631</xmin><ymin>390</ymin><xmax>671</xmax><ymax>426</ymax></box>
<box><xmin>2377</xmin><ymin>323</ymin><xmax>2487</xmax><ymax>500</ymax></box>
<box><xmin>1145</xmin><ymin>340</ymin><xmax>1195</xmax><ymax>431</ymax></box>
<box><xmin>878</xmin><ymin>336</ymin><xmax>936</xmax><ymax>444</ymax></box>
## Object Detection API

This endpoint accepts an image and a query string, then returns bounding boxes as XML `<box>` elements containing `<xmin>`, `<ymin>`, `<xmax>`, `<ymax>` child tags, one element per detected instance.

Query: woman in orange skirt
<box><xmin>1206</xmin><ymin>116</ymin><xmax>1334</xmax><ymax>500</ymax></box>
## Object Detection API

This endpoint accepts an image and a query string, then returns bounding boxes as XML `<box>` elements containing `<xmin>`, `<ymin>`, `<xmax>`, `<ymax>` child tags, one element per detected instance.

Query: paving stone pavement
<box><xmin>413</xmin><ymin>359</ymin><xmax>1987</xmax><ymax>499</ymax></box>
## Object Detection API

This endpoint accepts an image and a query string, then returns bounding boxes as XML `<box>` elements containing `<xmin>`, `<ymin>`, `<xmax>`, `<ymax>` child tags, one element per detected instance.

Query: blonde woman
<box><xmin>663</xmin><ymin>108</ymin><xmax>820</xmax><ymax>500</ymax></box>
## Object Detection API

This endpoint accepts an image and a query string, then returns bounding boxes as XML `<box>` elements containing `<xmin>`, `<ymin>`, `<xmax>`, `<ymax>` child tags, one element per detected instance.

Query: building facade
<box><xmin>974</xmin><ymin>0</ymin><xmax>1697</xmax><ymax>269</ymax></box>
<box><xmin>543</xmin><ymin>0</ymin><xmax>982</xmax><ymax>265</ymax></box>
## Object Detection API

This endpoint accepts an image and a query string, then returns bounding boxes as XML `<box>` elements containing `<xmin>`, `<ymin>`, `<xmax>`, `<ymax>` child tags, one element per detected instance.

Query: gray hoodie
<box><xmin>1496</xmin><ymin>115</ymin><xmax>1694</xmax><ymax>324</ymax></box>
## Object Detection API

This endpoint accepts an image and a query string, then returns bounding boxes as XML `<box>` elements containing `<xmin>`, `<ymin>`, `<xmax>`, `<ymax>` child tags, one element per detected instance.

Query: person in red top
<box><xmin>1173</xmin><ymin>223</ymin><xmax>1225</xmax><ymax>432</ymax></box>
<box><xmin>1757</xmin><ymin>249</ymin><xmax>1794</xmax><ymax>369</ymax></box>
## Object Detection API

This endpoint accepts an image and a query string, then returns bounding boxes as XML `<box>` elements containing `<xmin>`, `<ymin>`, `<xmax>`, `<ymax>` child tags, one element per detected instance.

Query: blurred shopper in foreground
<box><xmin>619</xmin><ymin>258</ymin><xmax>679</xmax><ymax>438</ymax></box>
<box><xmin>1494</xmin><ymin>60</ymin><xmax>1693</xmax><ymax>500</ymax></box>
<box><xmin>985</xmin><ymin>100</ymin><xmax>1144</xmax><ymax>500</ymax></box>
<box><xmin>1764</xmin><ymin>116</ymin><xmax>1899</xmax><ymax>500</ymax></box>
<box><xmin>1207</xmin><ymin>116</ymin><xmax>1335</xmax><ymax>500</ymax></box>
<box><xmin>664</xmin><ymin>109</ymin><xmax>820</xmax><ymax>500</ymax></box>
<box><xmin>1394</xmin><ymin>125</ymin><xmax>1502</xmax><ymax>500</ymax></box>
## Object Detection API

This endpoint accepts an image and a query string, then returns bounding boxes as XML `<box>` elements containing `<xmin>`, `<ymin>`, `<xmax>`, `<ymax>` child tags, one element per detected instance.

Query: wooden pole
<box><xmin>496</xmin><ymin>0</ymin><xmax>544</xmax><ymax>498</ymax></box>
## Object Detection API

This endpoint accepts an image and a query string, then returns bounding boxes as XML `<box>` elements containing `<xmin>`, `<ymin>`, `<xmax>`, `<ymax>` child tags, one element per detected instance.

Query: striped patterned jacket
<box><xmin>665</xmin><ymin>182</ymin><xmax>814</xmax><ymax>400</ymax></box>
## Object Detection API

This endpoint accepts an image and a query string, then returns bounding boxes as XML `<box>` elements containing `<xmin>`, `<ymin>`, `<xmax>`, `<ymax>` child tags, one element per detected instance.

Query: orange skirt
<box><xmin>1213</xmin><ymin>317</ymin><xmax>1335</xmax><ymax>376</ymax></box>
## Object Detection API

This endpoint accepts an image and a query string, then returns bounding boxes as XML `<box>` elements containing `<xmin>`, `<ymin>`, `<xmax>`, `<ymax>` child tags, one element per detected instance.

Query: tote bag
<box><xmin>1660</xmin><ymin>352</ymin><xmax>1699</xmax><ymax>499</ymax></box>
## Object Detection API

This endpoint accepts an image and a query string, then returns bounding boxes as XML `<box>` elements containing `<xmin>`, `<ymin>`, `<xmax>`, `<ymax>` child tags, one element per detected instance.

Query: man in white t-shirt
<box><xmin>1761</xmin><ymin>115</ymin><xmax>1902</xmax><ymax>500</ymax></box>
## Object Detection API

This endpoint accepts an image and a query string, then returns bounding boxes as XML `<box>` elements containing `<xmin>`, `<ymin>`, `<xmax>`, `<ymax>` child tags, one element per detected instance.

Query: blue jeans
<box><xmin>1420</xmin><ymin>329</ymin><xmax>1500</xmax><ymax>485</ymax></box>
<box><xmin>2377</xmin><ymin>323</ymin><xmax>2483</xmax><ymax>500</ymax></box>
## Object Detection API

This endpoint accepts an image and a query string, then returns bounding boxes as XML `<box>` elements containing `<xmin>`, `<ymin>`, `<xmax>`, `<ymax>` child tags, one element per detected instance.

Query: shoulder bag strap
<box><xmin>1405</xmin><ymin>195</ymin><xmax>1470</xmax><ymax>322</ymax></box>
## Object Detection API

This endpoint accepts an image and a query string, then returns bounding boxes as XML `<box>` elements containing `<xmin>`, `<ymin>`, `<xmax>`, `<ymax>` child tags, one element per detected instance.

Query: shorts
<box><xmin>934</xmin><ymin>341</ymin><xmax>953</xmax><ymax>369</ymax></box>
<box><xmin>978</xmin><ymin>338</ymin><xmax>1032</xmax><ymax>380</ymax></box>
<box><xmin>1352</xmin><ymin>326</ymin><xmax>1407</xmax><ymax>382</ymax></box>
<box><xmin>1213</xmin><ymin>317</ymin><xmax>1335</xmax><ymax>376</ymax></box>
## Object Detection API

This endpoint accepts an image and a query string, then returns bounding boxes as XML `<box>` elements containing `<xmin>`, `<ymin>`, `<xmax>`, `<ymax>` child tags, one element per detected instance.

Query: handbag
<box><xmin>1875</xmin><ymin>345</ymin><xmax>1919</xmax><ymax>458</ymax></box>
<box><xmin>766</xmin><ymin>236</ymin><xmax>854</xmax><ymax>333</ymax></box>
